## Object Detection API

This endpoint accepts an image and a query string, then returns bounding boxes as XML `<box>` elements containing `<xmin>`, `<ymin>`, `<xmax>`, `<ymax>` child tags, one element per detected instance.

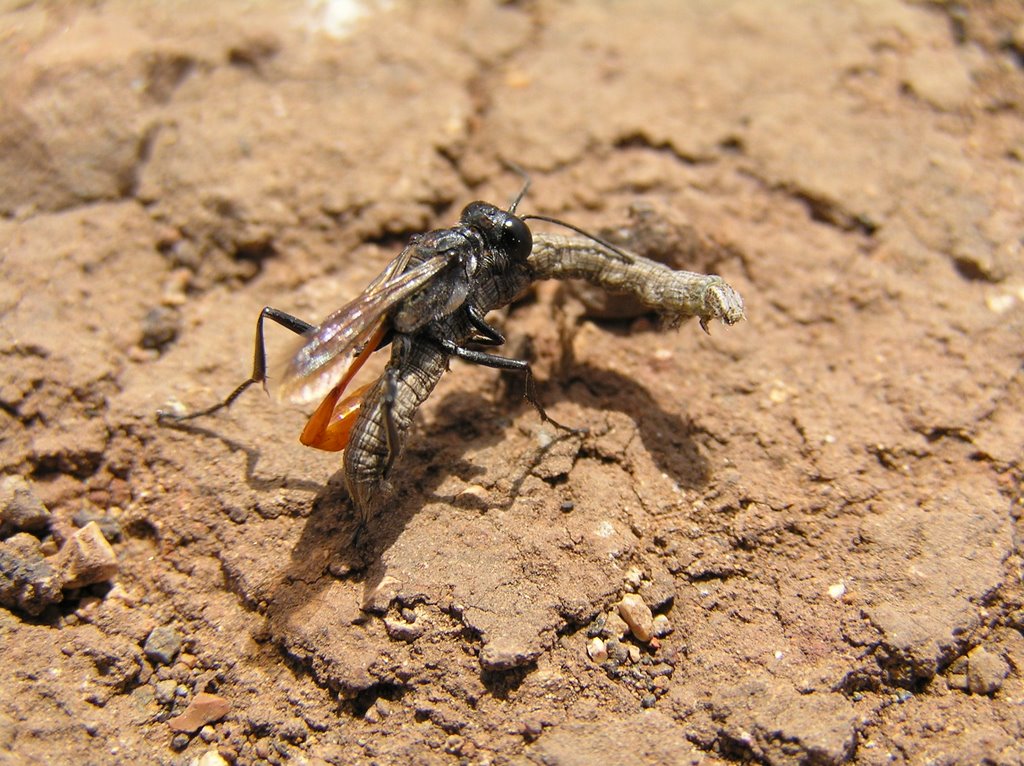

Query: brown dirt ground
<box><xmin>2</xmin><ymin>1</ymin><xmax>1024</xmax><ymax>764</ymax></box>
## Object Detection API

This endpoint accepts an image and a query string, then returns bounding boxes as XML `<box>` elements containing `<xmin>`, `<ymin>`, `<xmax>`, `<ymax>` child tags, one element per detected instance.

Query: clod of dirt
<box><xmin>479</xmin><ymin>636</ymin><xmax>543</xmax><ymax>672</ymax></box>
<box><xmin>617</xmin><ymin>593</ymin><xmax>655</xmax><ymax>643</ymax></box>
<box><xmin>361</xmin><ymin>575</ymin><xmax>401</xmax><ymax>614</ymax></box>
<box><xmin>966</xmin><ymin>646</ymin><xmax>1010</xmax><ymax>696</ymax></box>
<box><xmin>144</xmin><ymin>625</ymin><xmax>183</xmax><ymax>665</ymax></box>
<box><xmin>0</xmin><ymin>475</ymin><xmax>51</xmax><ymax>536</ymax></box>
<box><xmin>167</xmin><ymin>692</ymin><xmax>231</xmax><ymax>733</ymax></box>
<box><xmin>0</xmin><ymin>533</ymin><xmax>63</xmax><ymax>615</ymax></box>
<box><xmin>599</xmin><ymin>610</ymin><xmax>630</xmax><ymax>641</ymax></box>
<box><xmin>384</xmin><ymin>615</ymin><xmax>425</xmax><ymax>643</ymax></box>
<box><xmin>54</xmin><ymin>521</ymin><xmax>118</xmax><ymax>589</ymax></box>
<box><xmin>711</xmin><ymin>679</ymin><xmax>858</xmax><ymax>764</ymax></box>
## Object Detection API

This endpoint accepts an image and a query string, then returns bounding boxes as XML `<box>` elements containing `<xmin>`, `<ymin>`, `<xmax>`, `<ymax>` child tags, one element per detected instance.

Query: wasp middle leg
<box><xmin>430</xmin><ymin>336</ymin><xmax>580</xmax><ymax>434</ymax></box>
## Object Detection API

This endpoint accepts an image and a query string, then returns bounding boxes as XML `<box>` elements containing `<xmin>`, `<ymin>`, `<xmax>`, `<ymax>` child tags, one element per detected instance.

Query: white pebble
<box><xmin>652</xmin><ymin>614</ymin><xmax>673</xmax><ymax>638</ymax></box>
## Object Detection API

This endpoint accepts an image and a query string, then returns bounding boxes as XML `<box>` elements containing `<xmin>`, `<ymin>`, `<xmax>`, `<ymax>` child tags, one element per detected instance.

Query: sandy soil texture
<box><xmin>2</xmin><ymin>1</ymin><xmax>1023</xmax><ymax>764</ymax></box>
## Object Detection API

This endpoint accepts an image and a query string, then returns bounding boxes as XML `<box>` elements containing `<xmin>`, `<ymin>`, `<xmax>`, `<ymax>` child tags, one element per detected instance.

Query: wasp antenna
<box><xmin>504</xmin><ymin>162</ymin><xmax>532</xmax><ymax>213</ymax></box>
<box><xmin>521</xmin><ymin>214</ymin><xmax>635</xmax><ymax>263</ymax></box>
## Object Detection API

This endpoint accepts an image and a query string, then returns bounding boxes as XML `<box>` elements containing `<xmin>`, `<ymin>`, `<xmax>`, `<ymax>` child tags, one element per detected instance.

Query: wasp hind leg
<box><xmin>158</xmin><ymin>307</ymin><xmax>315</xmax><ymax>423</ymax></box>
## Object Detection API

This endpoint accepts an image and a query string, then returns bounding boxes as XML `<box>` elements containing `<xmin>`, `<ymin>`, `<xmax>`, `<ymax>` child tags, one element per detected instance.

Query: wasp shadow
<box><xmin>155</xmin><ymin>416</ymin><xmax>323</xmax><ymax>494</ymax></box>
<box><xmin>258</xmin><ymin>320</ymin><xmax>713</xmax><ymax>635</ymax></box>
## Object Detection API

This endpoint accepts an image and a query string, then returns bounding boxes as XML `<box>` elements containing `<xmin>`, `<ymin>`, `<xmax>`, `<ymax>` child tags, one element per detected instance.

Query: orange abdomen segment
<box><xmin>300</xmin><ymin>381</ymin><xmax>374</xmax><ymax>452</ymax></box>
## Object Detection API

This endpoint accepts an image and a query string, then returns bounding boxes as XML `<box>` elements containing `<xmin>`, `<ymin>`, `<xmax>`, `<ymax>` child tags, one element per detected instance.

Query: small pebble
<box><xmin>199</xmin><ymin>726</ymin><xmax>216</xmax><ymax>743</ymax></box>
<box><xmin>168</xmin><ymin>693</ymin><xmax>231</xmax><ymax>733</ymax></box>
<box><xmin>195</xmin><ymin>751</ymin><xmax>229</xmax><ymax>766</ymax></box>
<box><xmin>161</xmin><ymin>267</ymin><xmax>191</xmax><ymax>307</ymax></box>
<box><xmin>444</xmin><ymin>735</ymin><xmax>465</xmax><ymax>755</ymax></box>
<box><xmin>177</xmin><ymin>652</ymin><xmax>197</xmax><ymax>669</ymax></box>
<box><xmin>828</xmin><ymin>582</ymin><xmax>846</xmax><ymax>600</ymax></box>
<box><xmin>652</xmin><ymin>614</ymin><xmax>673</xmax><ymax>638</ymax></box>
<box><xmin>627</xmin><ymin>644</ymin><xmax>641</xmax><ymax>663</ymax></box>
<box><xmin>587</xmin><ymin>637</ymin><xmax>608</xmax><ymax>663</ymax></box>
<box><xmin>618</xmin><ymin>593</ymin><xmax>655</xmax><ymax>642</ymax></box>
<box><xmin>278</xmin><ymin>717</ymin><xmax>307</xmax><ymax>743</ymax></box>
<box><xmin>144</xmin><ymin>626</ymin><xmax>183</xmax><ymax>665</ymax></box>
<box><xmin>624</xmin><ymin>567</ymin><xmax>644</xmax><ymax>591</ymax></box>
<box><xmin>946</xmin><ymin>656</ymin><xmax>969</xmax><ymax>690</ymax></box>
<box><xmin>39</xmin><ymin>539</ymin><xmax>58</xmax><ymax>556</ymax></box>
<box><xmin>640</xmin><ymin>694</ymin><xmax>657</xmax><ymax>708</ymax></box>
<box><xmin>559</xmin><ymin>501</ymin><xmax>575</xmax><ymax>513</ymax></box>
<box><xmin>967</xmin><ymin>646</ymin><xmax>1009</xmax><ymax>695</ymax></box>
<box><xmin>171</xmin><ymin>734</ymin><xmax>190</xmax><ymax>751</ymax></box>
<box><xmin>457</xmin><ymin>484</ymin><xmax>489</xmax><ymax>503</ymax></box>
<box><xmin>54</xmin><ymin>522</ymin><xmax>118</xmax><ymax>589</ymax></box>
<box><xmin>521</xmin><ymin>716</ymin><xmax>543</xmax><ymax>739</ymax></box>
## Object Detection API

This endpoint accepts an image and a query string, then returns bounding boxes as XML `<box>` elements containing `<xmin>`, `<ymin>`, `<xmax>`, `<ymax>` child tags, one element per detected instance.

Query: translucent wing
<box><xmin>275</xmin><ymin>250</ymin><xmax>451</xmax><ymax>405</ymax></box>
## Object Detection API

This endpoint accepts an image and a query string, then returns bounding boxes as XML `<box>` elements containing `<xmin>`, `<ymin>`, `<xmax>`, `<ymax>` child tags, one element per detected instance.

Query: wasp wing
<box><xmin>275</xmin><ymin>251</ymin><xmax>451</xmax><ymax>406</ymax></box>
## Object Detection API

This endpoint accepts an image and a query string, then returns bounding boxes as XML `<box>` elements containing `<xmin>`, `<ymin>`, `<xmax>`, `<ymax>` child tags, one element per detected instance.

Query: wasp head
<box><xmin>460</xmin><ymin>201</ymin><xmax>533</xmax><ymax>263</ymax></box>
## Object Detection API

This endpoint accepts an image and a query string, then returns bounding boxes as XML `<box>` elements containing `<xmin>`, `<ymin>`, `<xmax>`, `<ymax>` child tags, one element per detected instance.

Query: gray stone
<box><xmin>144</xmin><ymin>625</ymin><xmax>183</xmax><ymax>665</ymax></box>
<box><xmin>154</xmin><ymin>678</ymin><xmax>178</xmax><ymax>705</ymax></box>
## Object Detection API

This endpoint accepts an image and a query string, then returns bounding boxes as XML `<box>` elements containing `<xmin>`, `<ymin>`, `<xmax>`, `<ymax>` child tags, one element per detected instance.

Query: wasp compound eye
<box><xmin>502</xmin><ymin>214</ymin><xmax>532</xmax><ymax>262</ymax></box>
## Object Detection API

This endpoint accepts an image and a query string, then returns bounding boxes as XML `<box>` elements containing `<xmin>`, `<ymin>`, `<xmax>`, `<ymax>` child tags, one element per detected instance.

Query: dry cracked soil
<box><xmin>1</xmin><ymin>1</ymin><xmax>1024</xmax><ymax>764</ymax></box>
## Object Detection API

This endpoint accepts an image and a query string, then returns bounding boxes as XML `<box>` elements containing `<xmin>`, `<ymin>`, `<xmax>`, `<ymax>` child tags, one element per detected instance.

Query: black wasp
<box><xmin>160</xmin><ymin>179</ymin><xmax>639</xmax><ymax>523</ymax></box>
